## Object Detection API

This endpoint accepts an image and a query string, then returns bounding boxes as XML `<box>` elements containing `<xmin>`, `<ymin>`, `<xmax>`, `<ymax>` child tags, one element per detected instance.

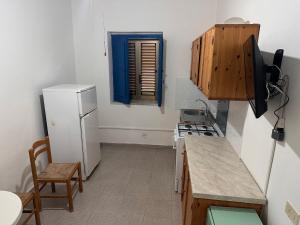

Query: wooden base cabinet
<box><xmin>190</xmin><ymin>24</ymin><xmax>260</xmax><ymax>100</ymax></box>
<box><xmin>181</xmin><ymin>151</ymin><xmax>264</xmax><ymax>225</ymax></box>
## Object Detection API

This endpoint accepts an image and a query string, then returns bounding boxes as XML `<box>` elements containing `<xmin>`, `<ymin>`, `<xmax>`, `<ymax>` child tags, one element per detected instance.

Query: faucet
<box><xmin>195</xmin><ymin>98</ymin><xmax>209</xmax><ymax>118</ymax></box>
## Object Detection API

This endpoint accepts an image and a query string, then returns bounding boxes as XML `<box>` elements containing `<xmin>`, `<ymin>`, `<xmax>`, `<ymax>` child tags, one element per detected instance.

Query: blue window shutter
<box><xmin>111</xmin><ymin>35</ymin><xmax>130</xmax><ymax>104</ymax></box>
<box><xmin>111</xmin><ymin>33</ymin><xmax>163</xmax><ymax>106</ymax></box>
<box><xmin>157</xmin><ymin>36</ymin><xmax>163</xmax><ymax>107</ymax></box>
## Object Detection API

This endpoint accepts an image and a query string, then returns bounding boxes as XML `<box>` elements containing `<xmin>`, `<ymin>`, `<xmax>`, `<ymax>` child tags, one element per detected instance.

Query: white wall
<box><xmin>216</xmin><ymin>1</ymin><xmax>300</xmax><ymax>224</ymax></box>
<box><xmin>71</xmin><ymin>0</ymin><xmax>218</xmax><ymax>145</ymax></box>
<box><xmin>0</xmin><ymin>0</ymin><xmax>76</xmax><ymax>191</ymax></box>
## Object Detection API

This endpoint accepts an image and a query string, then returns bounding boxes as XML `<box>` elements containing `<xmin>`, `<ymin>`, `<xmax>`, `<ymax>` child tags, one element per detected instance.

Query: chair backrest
<box><xmin>28</xmin><ymin>136</ymin><xmax>52</xmax><ymax>180</ymax></box>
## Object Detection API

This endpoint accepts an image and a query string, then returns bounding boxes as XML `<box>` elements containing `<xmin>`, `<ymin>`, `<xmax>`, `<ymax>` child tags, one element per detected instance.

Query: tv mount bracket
<box><xmin>265</xmin><ymin>49</ymin><xmax>284</xmax><ymax>85</ymax></box>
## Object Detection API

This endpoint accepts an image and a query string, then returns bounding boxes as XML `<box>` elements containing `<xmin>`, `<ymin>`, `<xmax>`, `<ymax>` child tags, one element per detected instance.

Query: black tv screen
<box><xmin>243</xmin><ymin>35</ymin><xmax>268</xmax><ymax>118</ymax></box>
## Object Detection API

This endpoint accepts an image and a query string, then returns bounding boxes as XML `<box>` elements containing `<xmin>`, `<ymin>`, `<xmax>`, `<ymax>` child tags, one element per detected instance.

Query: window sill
<box><xmin>111</xmin><ymin>100</ymin><xmax>157</xmax><ymax>106</ymax></box>
<box><xmin>130</xmin><ymin>99</ymin><xmax>157</xmax><ymax>106</ymax></box>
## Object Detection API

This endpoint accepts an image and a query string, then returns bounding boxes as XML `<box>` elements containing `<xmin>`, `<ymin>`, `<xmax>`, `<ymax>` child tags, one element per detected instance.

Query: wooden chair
<box><xmin>28</xmin><ymin>136</ymin><xmax>83</xmax><ymax>212</ymax></box>
<box><xmin>17</xmin><ymin>192</ymin><xmax>41</xmax><ymax>225</ymax></box>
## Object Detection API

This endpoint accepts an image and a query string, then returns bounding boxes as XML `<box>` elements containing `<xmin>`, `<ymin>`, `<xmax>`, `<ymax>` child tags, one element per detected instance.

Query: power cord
<box><xmin>265</xmin><ymin>72</ymin><xmax>289</xmax><ymax>141</ymax></box>
<box><xmin>102</xmin><ymin>12</ymin><xmax>107</xmax><ymax>56</ymax></box>
<box><xmin>267</xmin><ymin>82</ymin><xmax>289</xmax><ymax>127</ymax></box>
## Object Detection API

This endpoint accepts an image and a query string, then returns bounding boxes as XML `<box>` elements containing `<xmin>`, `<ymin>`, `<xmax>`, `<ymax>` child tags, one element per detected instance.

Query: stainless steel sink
<box><xmin>180</xmin><ymin>109</ymin><xmax>211</xmax><ymax>124</ymax></box>
<box><xmin>183</xmin><ymin>110</ymin><xmax>200</xmax><ymax>116</ymax></box>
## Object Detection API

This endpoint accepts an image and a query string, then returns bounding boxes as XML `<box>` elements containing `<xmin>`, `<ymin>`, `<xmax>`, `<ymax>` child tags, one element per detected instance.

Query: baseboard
<box><xmin>98</xmin><ymin>126</ymin><xmax>174</xmax><ymax>146</ymax></box>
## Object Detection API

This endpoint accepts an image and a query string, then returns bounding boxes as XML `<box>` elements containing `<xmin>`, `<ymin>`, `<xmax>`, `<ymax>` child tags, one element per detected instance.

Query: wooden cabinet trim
<box><xmin>197</xmin><ymin>35</ymin><xmax>205</xmax><ymax>90</ymax></box>
<box><xmin>214</xmin><ymin>23</ymin><xmax>260</xmax><ymax>28</ymax></box>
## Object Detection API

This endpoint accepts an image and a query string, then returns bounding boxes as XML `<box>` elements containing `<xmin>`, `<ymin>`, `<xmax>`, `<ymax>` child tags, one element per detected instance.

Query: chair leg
<box><xmin>66</xmin><ymin>181</ymin><xmax>73</xmax><ymax>212</ymax></box>
<box><xmin>51</xmin><ymin>182</ymin><xmax>56</xmax><ymax>193</ymax></box>
<box><xmin>34</xmin><ymin>183</ymin><xmax>42</xmax><ymax>212</ymax></box>
<box><xmin>77</xmin><ymin>163</ymin><xmax>83</xmax><ymax>193</ymax></box>
<box><xmin>33</xmin><ymin>193</ymin><xmax>41</xmax><ymax>225</ymax></box>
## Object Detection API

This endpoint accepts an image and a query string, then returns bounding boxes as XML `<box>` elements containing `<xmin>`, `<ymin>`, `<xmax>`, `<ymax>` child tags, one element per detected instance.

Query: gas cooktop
<box><xmin>177</xmin><ymin>122</ymin><xmax>221</xmax><ymax>138</ymax></box>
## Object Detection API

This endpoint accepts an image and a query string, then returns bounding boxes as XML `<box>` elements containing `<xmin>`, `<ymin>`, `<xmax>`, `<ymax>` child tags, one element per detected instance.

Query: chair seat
<box><xmin>17</xmin><ymin>192</ymin><xmax>33</xmax><ymax>206</ymax></box>
<box><xmin>37</xmin><ymin>163</ymin><xmax>78</xmax><ymax>182</ymax></box>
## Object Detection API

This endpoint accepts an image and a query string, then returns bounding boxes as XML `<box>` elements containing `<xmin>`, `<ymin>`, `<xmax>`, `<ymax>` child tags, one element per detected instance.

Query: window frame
<box><xmin>109</xmin><ymin>32</ymin><xmax>163</xmax><ymax>106</ymax></box>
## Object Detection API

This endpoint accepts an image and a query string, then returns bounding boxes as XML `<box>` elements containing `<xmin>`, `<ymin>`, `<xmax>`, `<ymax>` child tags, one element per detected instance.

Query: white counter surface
<box><xmin>184</xmin><ymin>136</ymin><xmax>266</xmax><ymax>205</ymax></box>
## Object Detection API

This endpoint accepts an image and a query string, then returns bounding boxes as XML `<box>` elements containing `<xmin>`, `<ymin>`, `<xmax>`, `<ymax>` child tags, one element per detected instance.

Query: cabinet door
<box><xmin>181</xmin><ymin>152</ymin><xmax>187</xmax><ymax>201</ymax></box>
<box><xmin>184</xmin><ymin>175</ymin><xmax>193</xmax><ymax>225</ymax></box>
<box><xmin>182</xmin><ymin>151</ymin><xmax>189</xmax><ymax>224</ymax></box>
<box><xmin>201</xmin><ymin>28</ymin><xmax>215</xmax><ymax>96</ymax></box>
<box><xmin>208</xmin><ymin>24</ymin><xmax>260</xmax><ymax>99</ymax></box>
<box><xmin>190</xmin><ymin>38</ymin><xmax>201</xmax><ymax>85</ymax></box>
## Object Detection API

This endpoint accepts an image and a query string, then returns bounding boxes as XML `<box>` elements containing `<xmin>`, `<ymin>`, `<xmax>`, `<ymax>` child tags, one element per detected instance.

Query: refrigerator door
<box><xmin>81</xmin><ymin>109</ymin><xmax>101</xmax><ymax>177</ymax></box>
<box><xmin>78</xmin><ymin>87</ymin><xmax>97</xmax><ymax>116</ymax></box>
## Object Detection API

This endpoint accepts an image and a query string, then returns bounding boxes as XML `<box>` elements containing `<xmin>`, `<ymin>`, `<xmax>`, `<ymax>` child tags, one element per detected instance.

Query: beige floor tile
<box><xmin>120</xmin><ymin>196</ymin><xmax>147</xmax><ymax>216</ymax></box>
<box><xmin>144</xmin><ymin>199</ymin><xmax>173</xmax><ymax>219</ymax></box>
<box><xmin>172</xmin><ymin>197</ymin><xmax>182</xmax><ymax>225</ymax></box>
<box><xmin>25</xmin><ymin>144</ymin><xmax>180</xmax><ymax>225</ymax></box>
<box><xmin>142</xmin><ymin>216</ymin><xmax>172</xmax><ymax>225</ymax></box>
<box><xmin>113</xmin><ymin>211</ymin><xmax>144</xmax><ymax>225</ymax></box>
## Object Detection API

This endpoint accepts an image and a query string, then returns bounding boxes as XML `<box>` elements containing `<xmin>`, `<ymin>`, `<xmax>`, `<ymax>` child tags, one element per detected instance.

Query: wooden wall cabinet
<box><xmin>190</xmin><ymin>24</ymin><xmax>260</xmax><ymax>100</ymax></box>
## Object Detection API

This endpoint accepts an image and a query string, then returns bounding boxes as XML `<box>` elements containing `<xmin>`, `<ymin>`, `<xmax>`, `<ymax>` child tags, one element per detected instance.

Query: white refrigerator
<box><xmin>43</xmin><ymin>84</ymin><xmax>101</xmax><ymax>180</ymax></box>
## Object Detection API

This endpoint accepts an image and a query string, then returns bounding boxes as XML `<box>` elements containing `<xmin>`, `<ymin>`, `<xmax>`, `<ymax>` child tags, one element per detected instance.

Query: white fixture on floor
<box><xmin>43</xmin><ymin>84</ymin><xmax>101</xmax><ymax>180</ymax></box>
<box><xmin>0</xmin><ymin>191</ymin><xmax>22</xmax><ymax>225</ymax></box>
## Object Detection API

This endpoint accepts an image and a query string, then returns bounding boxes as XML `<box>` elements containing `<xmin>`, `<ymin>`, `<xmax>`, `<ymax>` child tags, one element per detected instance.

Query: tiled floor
<box><xmin>20</xmin><ymin>143</ymin><xmax>182</xmax><ymax>225</ymax></box>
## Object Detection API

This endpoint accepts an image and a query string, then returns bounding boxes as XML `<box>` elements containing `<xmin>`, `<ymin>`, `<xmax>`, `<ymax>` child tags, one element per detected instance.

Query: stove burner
<box><xmin>177</xmin><ymin>122</ymin><xmax>220</xmax><ymax>137</ymax></box>
<box><xmin>204</xmin><ymin>132</ymin><xmax>213</xmax><ymax>136</ymax></box>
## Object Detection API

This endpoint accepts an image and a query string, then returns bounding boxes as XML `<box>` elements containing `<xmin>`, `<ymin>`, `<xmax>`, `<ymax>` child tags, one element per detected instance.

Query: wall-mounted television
<box><xmin>243</xmin><ymin>35</ymin><xmax>267</xmax><ymax>118</ymax></box>
<box><xmin>243</xmin><ymin>35</ymin><xmax>284</xmax><ymax>118</ymax></box>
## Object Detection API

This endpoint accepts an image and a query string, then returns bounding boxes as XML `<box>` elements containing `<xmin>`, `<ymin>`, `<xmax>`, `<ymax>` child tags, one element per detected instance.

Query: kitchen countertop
<box><xmin>184</xmin><ymin>136</ymin><xmax>266</xmax><ymax>205</ymax></box>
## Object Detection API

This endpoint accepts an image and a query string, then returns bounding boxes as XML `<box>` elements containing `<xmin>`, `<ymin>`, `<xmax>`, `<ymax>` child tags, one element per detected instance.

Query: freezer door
<box><xmin>78</xmin><ymin>87</ymin><xmax>97</xmax><ymax>116</ymax></box>
<box><xmin>81</xmin><ymin>109</ymin><xmax>101</xmax><ymax>177</ymax></box>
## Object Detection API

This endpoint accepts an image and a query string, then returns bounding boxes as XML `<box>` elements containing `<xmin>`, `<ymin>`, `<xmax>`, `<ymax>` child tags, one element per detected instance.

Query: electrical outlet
<box><xmin>285</xmin><ymin>201</ymin><xmax>300</xmax><ymax>225</ymax></box>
